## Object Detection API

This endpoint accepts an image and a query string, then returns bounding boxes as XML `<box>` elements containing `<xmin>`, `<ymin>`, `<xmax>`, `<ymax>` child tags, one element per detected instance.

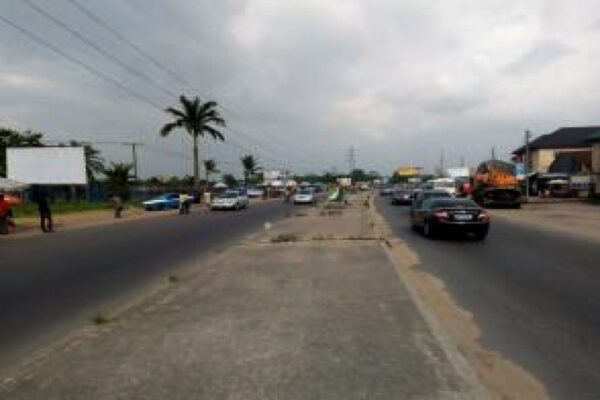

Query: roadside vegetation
<box><xmin>11</xmin><ymin>201</ymin><xmax>137</xmax><ymax>218</ymax></box>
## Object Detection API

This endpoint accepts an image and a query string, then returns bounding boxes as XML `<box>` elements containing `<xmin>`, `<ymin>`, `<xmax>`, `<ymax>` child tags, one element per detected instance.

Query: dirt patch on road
<box><xmin>369</xmin><ymin>205</ymin><xmax>550</xmax><ymax>400</ymax></box>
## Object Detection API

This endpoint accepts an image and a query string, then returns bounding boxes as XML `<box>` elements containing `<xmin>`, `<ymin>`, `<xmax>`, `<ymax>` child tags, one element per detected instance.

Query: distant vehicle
<box><xmin>379</xmin><ymin>185</ymin><xmax>394</xmax><ymax>196</ymax></box>
<box><xmin>410</xmin><ymin>198</ymin><xmax>490</xmax><ymax>240</ymax></box>
<box><xmin>210</xmin><ymin>191</ymin><xmax>249</xmax><ymax>210</ymax></box>
<box><xmin>473</xmin><ymin>160</ymin><xmax>521</xmax><ymax>208</ymax></box>
<box><xmin>293</xmin><ymin>188</ymin><xmax>317</xmax><ymax>204</ymax></box>
<box><xmin>247</xmin><ymin>187</ymin><xmax>264</xmax><ymax>198</ymax></box>
<box><xmin>391</xmin><ymin>188</ymin><xmax>413</xmax><ymax>205</ymax></box>
<box><xmin>428</xmin><ymin>178</ymin><xmax>457</xmax><ymax>196</ymax></box>
<box><xmin>357</xmin><ymin>182</ymin><xmax>370</xmax><ymax>191</ymax></box>
<box><xmin>142</xmin><ymin>193</ymin><xmax>180</xmax><ymax>211</ymax></box>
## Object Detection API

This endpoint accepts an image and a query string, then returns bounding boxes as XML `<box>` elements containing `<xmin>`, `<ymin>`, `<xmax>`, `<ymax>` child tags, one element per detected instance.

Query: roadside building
<box><xmin>512</xmin><ymin>126</ymin><xmax>597</xmax><ymax>196</ymax></box>
<box><xmin>588</xmin><ymin>132</ymin><xmax>600</xmax><ymax>198</ymax></box>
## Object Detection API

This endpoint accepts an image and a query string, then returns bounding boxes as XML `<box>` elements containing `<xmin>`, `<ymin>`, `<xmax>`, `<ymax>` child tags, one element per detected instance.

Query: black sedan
<box><xmin>391</xmin><ymin>188</ymin><xmax>413</xmax><ymax>205</ymax></box>
<box><xmin>410</xmin><ymin>198</ymin><xmax>490</xmax><ymax>240</ymax></box>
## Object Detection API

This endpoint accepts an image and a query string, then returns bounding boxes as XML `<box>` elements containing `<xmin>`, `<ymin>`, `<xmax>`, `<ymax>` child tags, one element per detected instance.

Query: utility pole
<box><xmin>460</xmin><ymin>156</ymin><xmax>465</xmax><ymax>167</ymax></box>
<box><xmin>491</xmin><ymin>146</ymin><xmax>496</xmax><ymax>160</ymax></box>
<box><xmin>439</xmin><ymin>149</ymin><xmax>445</xmax><ymax>177</ymax></box>
<box><xmin>524</xmin><ymin>130</ymin><xmax>531</xmax><ymax>201</ymax></box>
<box><xmin>85</xmin><ymin>141</ymin><xmax>143</xmax><ymax>179</ymax></box>
<box><xmin>345</xmin><ymin>146</ymin><xmax>356</xmax><ymax>175</ymax></box>
<box><xmin>131</xmin><ymin>142</ymin><xmax>140</xmax><ymax>180</ymax></box>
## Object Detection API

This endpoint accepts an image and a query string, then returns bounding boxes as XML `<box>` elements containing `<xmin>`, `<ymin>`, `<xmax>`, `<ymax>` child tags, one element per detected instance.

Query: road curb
<box><xmin>369</xmin><ymin>199</ymin><xmax>490</xmax><ymax>399</ymax></box>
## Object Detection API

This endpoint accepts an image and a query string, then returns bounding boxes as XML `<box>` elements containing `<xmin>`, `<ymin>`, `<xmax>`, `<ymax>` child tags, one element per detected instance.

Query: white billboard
<box><xmin>7</xmin><ymin>147</ymin><xmax>87</xmax><ymax>185</ymax></box>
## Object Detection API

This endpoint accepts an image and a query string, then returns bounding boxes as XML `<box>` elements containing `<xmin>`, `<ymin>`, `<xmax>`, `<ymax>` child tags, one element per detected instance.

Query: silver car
<box><xmin>211</xmin><ymin>191</ymin><xmax>249</xmax><ymax>210</ymax></box>
<box><xmin>293</xmin><ymin>189</ymin><xmax>316</xmax><ymax>204</ymax></box>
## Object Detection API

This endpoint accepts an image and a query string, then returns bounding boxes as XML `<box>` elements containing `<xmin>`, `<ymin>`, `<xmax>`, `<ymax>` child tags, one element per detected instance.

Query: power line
<box><xmin>65</xmin><ymin>0</ymin><xmax>329</xmax><ymax>164</ymax></box>
<box><xmin>66</xmin><ymin>0</ymin><xmax>194</xmax><ymax>92</ymax></box>
<box><xmin>0</xmin><ymin>14</ymin><xmax>164</xmax><ymax>111</ymax></box>
<box><xmin>22</xmin><ymin>0</ymin><xmax>177</xmax><ymax>99</ymax></box>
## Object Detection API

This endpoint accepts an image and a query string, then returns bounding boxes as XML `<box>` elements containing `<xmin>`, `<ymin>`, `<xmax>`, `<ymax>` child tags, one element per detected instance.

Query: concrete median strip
<box><xmin>2</xmin><ymin>193</ymin><xmax>512</xmax><ymax>399</ymax></box>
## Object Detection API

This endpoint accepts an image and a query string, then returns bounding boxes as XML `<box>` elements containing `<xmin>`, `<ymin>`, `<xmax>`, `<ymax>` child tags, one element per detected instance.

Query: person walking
<box><xmin>111</xmin><ymin>194</ymin><xmax>124</xmax><ymax>218</ymax></box>
<box><xmin>36</xmin><ymin>190</ymin><xmax>53</xmax><ymax>233</ymax></box>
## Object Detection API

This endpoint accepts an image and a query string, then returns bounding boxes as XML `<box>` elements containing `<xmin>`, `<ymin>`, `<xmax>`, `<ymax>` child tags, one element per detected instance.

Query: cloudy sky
<box><xmin>1</xmin><ymin>0</ymin><xmax>600</xmax><ymax>177</ymax></box>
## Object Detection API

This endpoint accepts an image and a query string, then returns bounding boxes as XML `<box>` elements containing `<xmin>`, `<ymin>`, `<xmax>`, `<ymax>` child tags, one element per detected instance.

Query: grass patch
<box><xmin>92</xmin><ymin>312</ymin><xmax>110</xmax><ymax>325</ymax></box>
<box><xmin>12</xmin><ymin>201</ymin><xmax>138</xmax><ymax>218</ymax></box>
<box><xmin>271</xmin><ymin>233</ymin><xmax>298</xmax><ymax>243</ymax></box>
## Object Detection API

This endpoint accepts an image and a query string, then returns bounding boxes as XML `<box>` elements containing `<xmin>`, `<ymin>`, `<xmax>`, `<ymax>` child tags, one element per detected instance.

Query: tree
<box><xmin>222</xmin><ymin>173</ymin><xmax>237</xmax><ymax>188</ymax></box>
<box><xmin>241</xmin><ymin>154</ymin><xmax>261</xmax><ymax>186</ymax></box>
<box><xmin>0</xmin><ymin>127</ymin><xmax>44</xmax><ymax>177</ymax></box>
<box><xmin>160</xmin><ymin>95</ymin><xmax>226</xmax><ymax>189</ymax></box>
<box><xmin>64</xmin><ymin>140</ymin><xmax>104</xmax><ymax>183</ymax></box>
<box><xmin>203</xmin><ymin>159</ymin><xmax>219</xmax><ymax>183</ymax></box>
<box><xmin>103</xmin><ymin>162</ymin><xmax>133</xmax><ymax>198</ymax></box>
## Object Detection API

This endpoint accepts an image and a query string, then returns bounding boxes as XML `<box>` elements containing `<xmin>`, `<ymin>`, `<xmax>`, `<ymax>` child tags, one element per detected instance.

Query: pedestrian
<box><xmin>35</xmin><ymin>189</ymin><xmax>53</xmax><ymax>233</ymax></box>
<box><xmin>0</xmin><ymin>193</ymin><xmax>16</xmax><ymax>234</ymax></box>
<box><xmin>179</xmin><ymin>193</ymin><xmax>191</xmax><ymax>214</ymax></box>
<box><xmin>111</xmin><ymin>194</ymin><xmax>124</xmax><ymax>218</ymax></box>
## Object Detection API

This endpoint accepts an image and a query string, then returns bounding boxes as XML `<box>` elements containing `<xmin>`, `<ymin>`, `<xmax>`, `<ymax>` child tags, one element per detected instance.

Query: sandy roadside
<box><xmin>2</xmin><ymin>198</ymin><xmax>279</xmax><ymax>240</ymax></box>
<box><xmin>490</xmin><ymin>202</ymin><xmax>600</xmax><ymax>242</ymax></box>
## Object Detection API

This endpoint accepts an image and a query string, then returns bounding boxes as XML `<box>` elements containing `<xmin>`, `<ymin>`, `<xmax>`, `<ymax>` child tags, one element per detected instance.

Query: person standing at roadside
<box><xmin>36</xmin><ymin>189</ymin><xmax>53</xmax><ymax>232</ymax></box>
<box><xmin>0</xmin><ymin>194</ymin><xmax>15</xmax><ymax>234</ymax></box>
<box><xmin>111</xmin><ymin>194</ymin><xmax>124</xmax><ymax>218</ymax></box>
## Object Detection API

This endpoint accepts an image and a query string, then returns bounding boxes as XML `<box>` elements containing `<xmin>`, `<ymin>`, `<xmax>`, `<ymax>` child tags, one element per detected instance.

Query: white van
<box><xmin>427</xmin><ymin>178</ymin><xmax>456</xmax><ymax>196</ymax></box>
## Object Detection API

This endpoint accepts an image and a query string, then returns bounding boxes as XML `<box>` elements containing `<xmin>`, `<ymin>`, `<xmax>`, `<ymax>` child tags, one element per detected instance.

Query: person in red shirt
<box><xmin>0</xmin><ymin>193</ymin><xmax>16</xmax><ymax>234</ymax></box>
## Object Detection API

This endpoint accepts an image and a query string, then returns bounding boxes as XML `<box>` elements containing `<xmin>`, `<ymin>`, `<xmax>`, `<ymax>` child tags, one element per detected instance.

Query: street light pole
<box><xmin>525</xmin><ymin>130</ymin><xmax>531</xmax><ymax>201</ymax></box>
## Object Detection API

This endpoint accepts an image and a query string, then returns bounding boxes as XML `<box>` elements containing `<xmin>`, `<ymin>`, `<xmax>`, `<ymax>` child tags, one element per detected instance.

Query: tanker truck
<box><xmin>472</xmin><ymin>160</ymin><xmax>521</xmax><ymax>208</ymax></box>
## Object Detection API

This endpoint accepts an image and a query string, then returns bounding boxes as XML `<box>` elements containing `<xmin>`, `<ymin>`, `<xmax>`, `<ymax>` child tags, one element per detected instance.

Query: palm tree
<box><xmin>160</xmin><ymin>95</ymin><xmax>226</xmax><ymax>188</ymax></box>
<box><xmin>241</xmin><ymin>154</ymin><xmax>261</xmax><ymax>186</ymax></box>
<box><xmin>67</xmin><ymin>140</ymin><xmax>104</xmax><ymax>183</ymax></box>
<box><xmin>203</xmin><ymin>159</ymin><xmax>219</xmax><ymax>183</ymax></box>
<box><xmin>103</xmin><ymin>162</ymin><xmax>133</xmax><ymax>198</ymax></box>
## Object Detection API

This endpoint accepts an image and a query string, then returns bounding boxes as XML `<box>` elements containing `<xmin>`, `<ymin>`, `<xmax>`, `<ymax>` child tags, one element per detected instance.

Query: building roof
<box><xmin>586</xmin><ymin>131</ymin><xmax>600</xmax><ymax>142</ymax></box>
<box><xmin>548</xmin><ymin>151</ymin><xmax>591</xmax><ymax>174</ymax></box>
<box><xmin>513</xmin><ymin>126</ymin><xmax>600</xmax><ymax>155</ymax></box>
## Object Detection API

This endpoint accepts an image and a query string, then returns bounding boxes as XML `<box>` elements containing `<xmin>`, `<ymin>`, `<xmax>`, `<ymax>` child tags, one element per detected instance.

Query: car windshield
<box><xmin>220</xmin><ymin>193</ymin><xmax>238</xmax><ymax>199</ymax></box>
<box><xmin>297</xmin><ymin>190</ymin><xmax>312</xmax><ymax>195</ymax></box>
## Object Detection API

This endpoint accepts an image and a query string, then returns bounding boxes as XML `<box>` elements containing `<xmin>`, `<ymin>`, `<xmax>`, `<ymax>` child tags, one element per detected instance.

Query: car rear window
<box><xmin>428</xmin><ymin>199</ymin><xmax>479</xmax><ymax>208</ymax></box>
<box><xmin>298</xmin><ymin>190</ymin><xmax>312</xmax><ymax>195</ymax></box>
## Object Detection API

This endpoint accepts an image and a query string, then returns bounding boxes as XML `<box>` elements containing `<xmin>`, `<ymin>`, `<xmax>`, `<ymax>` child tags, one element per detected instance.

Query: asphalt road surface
<box><xmin>377</xmin><ymin>197</ymin><xmax>600</xmax><ymax>400</ymax></box>
<box><xmin>0</xmin><ymin>201</ymin><xmax>291</xmax><ymax>370</ymax></box>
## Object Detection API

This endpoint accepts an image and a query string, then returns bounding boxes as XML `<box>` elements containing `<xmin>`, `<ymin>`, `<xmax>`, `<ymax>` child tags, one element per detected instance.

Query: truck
<box><xmin>472</xmin><ymin>160</ymin><xmax>521</xmax><ymax>208</ymax></box>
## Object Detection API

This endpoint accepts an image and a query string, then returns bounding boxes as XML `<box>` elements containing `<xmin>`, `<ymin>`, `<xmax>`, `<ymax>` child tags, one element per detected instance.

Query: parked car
<box><xmin>247</xmin><ymin>187</ymin><xmax>264</xmax><ymax>198</ymax></box>
<box><xmin>293</xmin><ymin>189</ymin><xmax>316</xmax><ymax>204</ymax></box>
<box><xmin>142</xmin><ymin>193</ymin><xmax>180</xmax><ymax>211</ymax></box>
<box><xmin>391</xmin><ymin>188</ymin><xmax>413</xmax><ymax>205</ymax></box>
<box><xmin>210</xmin><ymin>190</ymin><xmax>249</xmax><ymax>210</ymax></box>
<box><xmin>410</xmin><ymin>198</ymin><xmax>490</xmax><ymax>240</ymax></box>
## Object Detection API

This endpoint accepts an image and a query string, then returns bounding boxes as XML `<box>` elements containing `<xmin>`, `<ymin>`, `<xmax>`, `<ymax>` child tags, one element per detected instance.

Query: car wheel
<box><xmin>423</xmin><ymin>220</ymin><xmax>436</xmax><ymax>238</ymax></box>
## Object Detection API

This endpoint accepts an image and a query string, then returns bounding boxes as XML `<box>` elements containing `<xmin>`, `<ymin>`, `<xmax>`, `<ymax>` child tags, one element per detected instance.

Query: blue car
<box><xmin>142</xmin><ymin>193</ymin><xmax>180</xmax><ymax>211</ymax></box>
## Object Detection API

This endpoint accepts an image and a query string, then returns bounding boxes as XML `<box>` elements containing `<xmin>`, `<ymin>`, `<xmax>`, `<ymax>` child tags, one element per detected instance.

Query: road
<box><xmin>0</xmin><ymin>201</ymin><xmax>291</xmax><ymax>371</ymax></box>
<box><xmin>377</xmin><ymin>197</ymin><xmax>600</xmax><ymax>400</ymax></box>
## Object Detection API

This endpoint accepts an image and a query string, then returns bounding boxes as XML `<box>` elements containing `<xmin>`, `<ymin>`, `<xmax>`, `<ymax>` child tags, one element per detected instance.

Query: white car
<box><xmin>293</xmin><ymin>189</ymin><xmax>316</xmax><ymax>204</ymax></box>
<box><xmin>246</xmin><ymin>187</ymin><xmax>264</xmax><ymax>198</ymax></box>
<box><xmin>211</xmin><ymin>191</ymin><xmax>249</xmax><ymax>210</ymax></box>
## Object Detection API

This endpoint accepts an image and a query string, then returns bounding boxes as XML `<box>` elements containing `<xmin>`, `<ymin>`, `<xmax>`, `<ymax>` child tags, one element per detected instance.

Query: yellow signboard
<box><xmin>395</xmin><ymin>166</ymin><xmax>422</xmax><ymax>176</ymax></box>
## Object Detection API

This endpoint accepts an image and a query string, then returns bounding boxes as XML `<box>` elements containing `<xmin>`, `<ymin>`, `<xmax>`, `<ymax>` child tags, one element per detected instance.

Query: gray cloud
<box><xmin>1</xmin><ymin>0</ymin><xmax>600</xmax><ymax>177</ymax></box>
